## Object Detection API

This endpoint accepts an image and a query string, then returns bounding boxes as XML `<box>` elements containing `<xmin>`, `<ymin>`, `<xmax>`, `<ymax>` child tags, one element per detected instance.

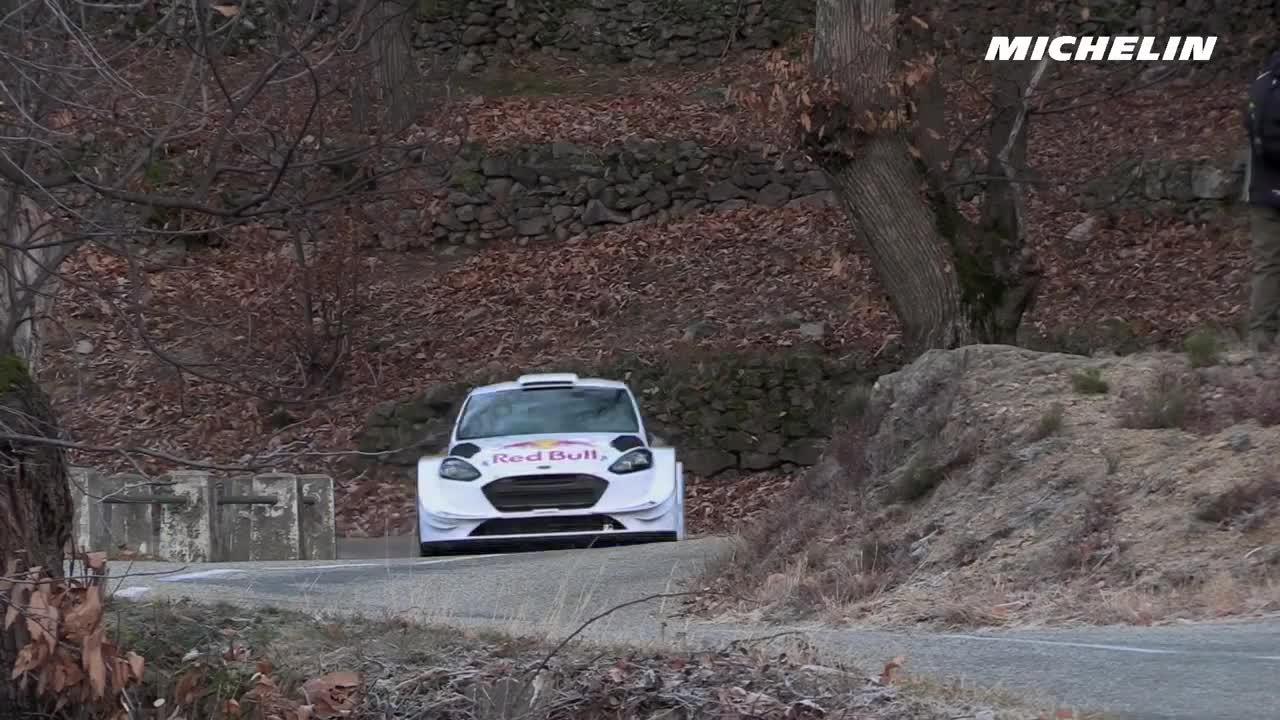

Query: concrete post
<box><xmin>68</xmin><ymin>466</ymin><xmax>95</xmax><ymax>554</ymax></box>
<box><xmin>99</xmin><ymin>473</ymin><xmax>157</xmax><ymax>559</ymax></box>
<box><xmin>297</xmin><ymin>474</ymin><xmax>336</xmax><ymax>561</ymax></box>
<box><xmin>210</xmin><ymin>474</ymin><xmax>254</xmax><ymax>562</ymax></box>
<box><xmin>248</xmin><ymin>473</ymin><xmax>301</xmax><ymax>561</ymax></box>
<box><xmin>156</xmin><ymin>471</ymin><xmax>214</xmax><ymax>563</ymax></box>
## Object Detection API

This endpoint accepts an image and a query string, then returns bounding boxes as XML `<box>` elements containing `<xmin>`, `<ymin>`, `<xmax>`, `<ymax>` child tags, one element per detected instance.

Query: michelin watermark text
<box><xmin>985</xmin><ymin>36</ymin><xmax>1216</xmax><ymax>62</ymax></box>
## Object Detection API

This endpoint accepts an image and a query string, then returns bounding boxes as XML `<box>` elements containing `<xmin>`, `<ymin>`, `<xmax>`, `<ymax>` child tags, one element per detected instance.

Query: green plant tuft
<box><xmin>1184</xmin><ymin>328</ymin><xmax>1220</xmax><ymax>368</ymax></box>
<box><xmin>1070</xmin><ymin>367</ymin><xmax>1110</xmax><ymax>395</ymax></box>
<box><xmin>0</xmin><ymin>354</ymin><xmax>30</xmax><ymax>393</ymax></box>
<box><xmin>1029</xmin><ymin>402</ymin><xmax>1065</xmax><ymax>441</ymax></box>
<box><xmin>889</xmin><ymin>452</ymin><xmax>945</xmax><ymax>503</ymax></box>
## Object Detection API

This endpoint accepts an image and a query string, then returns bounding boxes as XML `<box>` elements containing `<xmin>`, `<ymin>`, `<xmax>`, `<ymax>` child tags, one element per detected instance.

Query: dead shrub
<box><xmin>792</xmin><ymin>535</ymin><xmax>913</xmax><ymax>611</ymax></box>
<box><xmin>259</xmin><ymin>228</ymin><xmax>368</xmax><ymax>392</ymax></box>
<box><xmin>1117</xmin><ymin>370</ymin><xmax>1199</xmax><ymax>430</ymax></box>
<box><xmin>1197</xmin><ymin>374</ymin><xmax>1280</xmax><ymax>432</ymax></box>
<box><xmin>950</xmin><ymin>534</ymin><xmax>989</xmax><ymax>567</ymax></box>
<box><xmin>704</xmin><ymin>495</ymin><xmax>844</xmax><ymax>597</ymax></box>
<box><xmin>1102</xmin><ymin>448</ymin><xmax>1122</xmax><ymax>475</ymax></box>
<box><xmin>1194</xmin><ymin>477</ymin><xmax>1280</xmax><ymax>529</ymax></box>
<box><xmin>821</xmin><ymin>416</ymin><xmax>873</xmax><ymax>501</ymax></box>
<box><xmin>1059</xmin><ymin>479</ymin><xmax>1122</xmax><ymax>575</ymax></box>
<box><xmin>837</xmin><ymin>382</ymin><xmax>873</xmax><ymax>419</ymax></box>
<box><xmin>700</xmin><ymin>411</ymin><xmax>883</xmax><ymax>608</ymax></box>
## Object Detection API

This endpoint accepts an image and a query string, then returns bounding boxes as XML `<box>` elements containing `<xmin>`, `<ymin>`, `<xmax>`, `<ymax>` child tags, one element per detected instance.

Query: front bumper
<box><xmin>417</xmin><ymin>491</ymin><xmax>682</xmax><ymax>553</ymax></box>
<box><xmin>420</xmin><ymin>531</ymin><xmax>678</xmax><ymax>556</ymax></box>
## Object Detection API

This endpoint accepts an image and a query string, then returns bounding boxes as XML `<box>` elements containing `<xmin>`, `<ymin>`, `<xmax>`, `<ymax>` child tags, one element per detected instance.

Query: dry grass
<box><xmin>898</xmin><ymin>675</ymin><xmax>1125</xmax><ymax>720</ymax></box>
<box><xmin>695</xmin><ymin>346</ymin><xmax>1280</xmax><ymax>630</ymax></box>
<box><xmin>1116</xmin><ymin>369</ymin><xmax>1199</xmax><ymax>430</ymax></box>
<box><xmin>105</xmin><ymin>597</ymin><xmax>1042</xmax><ymax>720</ymax></box>
<box><xmin>1193</xmin><ymin>476</ymin><xmax>1280</xmax><ymax>530</ymax></box>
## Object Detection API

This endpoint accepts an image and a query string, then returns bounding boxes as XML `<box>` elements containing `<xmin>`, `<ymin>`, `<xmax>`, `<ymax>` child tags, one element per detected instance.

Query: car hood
<box><xmin>454</xmin><ymin>433</ymin><xmax>642</xmax><ymax>477</ymax></box>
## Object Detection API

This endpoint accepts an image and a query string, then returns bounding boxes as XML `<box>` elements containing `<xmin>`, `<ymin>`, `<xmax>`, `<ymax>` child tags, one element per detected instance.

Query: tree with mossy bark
<box><xmin>731</xmin><ymin>0</ymin><xmax>1217</xmax><ymax>357</ymax></box>
<box><xmin>0</xmin><ymin>0</ymin><xmax>454</xmax><ymax>709</ymax></box>
<box><xmin>789</xmin><ymin>0</ymin><xmax>1058</xmax><ymax>355</ymax></box>
<box><xmin>790</xmin><ymin>0</ymin><xmax>1250</xmax><ymax>356</ymax></box>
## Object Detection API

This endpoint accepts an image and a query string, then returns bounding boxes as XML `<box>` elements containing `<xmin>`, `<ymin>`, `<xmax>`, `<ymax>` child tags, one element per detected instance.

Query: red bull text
<box><xmin>492</xmin><ymin>448</ymin><xmax>601</xmax><ymax>463</ymax></box>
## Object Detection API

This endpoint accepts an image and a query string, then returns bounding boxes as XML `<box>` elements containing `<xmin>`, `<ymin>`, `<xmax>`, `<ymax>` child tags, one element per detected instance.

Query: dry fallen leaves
<box><xmin>302</xmin><ymin>671</ymin><xmax>363</xmax><ymax>718</ymax></box>
<box><xmin>175</xmin><ymin>667</ymin><xmax>207</xmax><ymax>705</ymax></box>
<box><xmin>879</xmin><ymin>655</ymin><xmax>905</xmax><ymax>685</ymax></box>
<box><xmin>2</xmin><ymin>557</ymin><xmax>145</xmax><ymax>710</ymax></box>
<box><xmin>44</xmin><ymin>43</ymin><xmax>1248</xmax><ymax>546</ymax></box>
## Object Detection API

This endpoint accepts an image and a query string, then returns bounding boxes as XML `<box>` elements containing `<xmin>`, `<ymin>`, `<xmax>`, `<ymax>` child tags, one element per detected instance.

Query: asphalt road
<box><xmin>106</xmin><ymin>537</ymin><xmax>1280</xmax><ymax>720</ymax></box>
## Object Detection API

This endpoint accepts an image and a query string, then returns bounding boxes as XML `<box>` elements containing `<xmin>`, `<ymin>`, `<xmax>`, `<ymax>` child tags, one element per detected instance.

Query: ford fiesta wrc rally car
<box><xmin>414</xmin><ymin>373</ymin><xmax>686</xmax><ymax>556</ymax></box>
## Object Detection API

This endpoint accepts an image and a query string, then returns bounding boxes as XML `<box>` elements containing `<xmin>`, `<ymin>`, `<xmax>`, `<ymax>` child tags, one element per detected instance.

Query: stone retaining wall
<box><xmin>92</xmin><ymin>0</ymin><xmax>814</xmax><ymax>66</ymax></box>
<box><xmin>93</xmin><ymin>0</ymin><xmax>1271</xmax><ymax>68</ymax></box>
<box><xmin>365</xmin><ymin>140</ymin><xmax>837</xmax><ymax>249</ymax></box>
<box><xmin>1080</xmin><ymin>154</ymin><xmax>1246</xmax><ymax>209</ymax></box>
<box><xmin>357</xmin><ymin>351</ymin><xmax>879</xmax><ymax>478</ymax></box>
<box><xmin>417</xmin><ymin>0</ymin><xmax>815</xmax><ymax>73</ymax></box>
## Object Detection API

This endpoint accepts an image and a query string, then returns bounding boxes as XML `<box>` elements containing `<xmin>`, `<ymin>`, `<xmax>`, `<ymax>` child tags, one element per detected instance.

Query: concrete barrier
<box><xmin>70</xmin><ymin>468</ymin><xmax>337</xmax><ymax>563</ymax></box>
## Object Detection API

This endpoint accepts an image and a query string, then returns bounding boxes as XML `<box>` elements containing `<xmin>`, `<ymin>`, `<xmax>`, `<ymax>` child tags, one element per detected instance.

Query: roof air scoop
<box><xmin>517</xmin><ymin>373</ymin><xmax>579</xmax><ymax>387</ymax></box>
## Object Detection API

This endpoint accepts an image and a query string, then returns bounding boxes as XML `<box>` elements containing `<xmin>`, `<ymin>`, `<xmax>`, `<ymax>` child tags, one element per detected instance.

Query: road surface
<box><xmin>106</xmin><ymin>537</ymin><xmax>1280</xmax><ymax>720</ymax></box>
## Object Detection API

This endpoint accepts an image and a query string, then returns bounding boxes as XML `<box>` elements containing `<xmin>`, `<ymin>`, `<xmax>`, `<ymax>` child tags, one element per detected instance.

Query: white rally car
<box><xmin>415</xmin><ymin>373</ymin><xmax>686</xmax><ymax>556</ymax></box>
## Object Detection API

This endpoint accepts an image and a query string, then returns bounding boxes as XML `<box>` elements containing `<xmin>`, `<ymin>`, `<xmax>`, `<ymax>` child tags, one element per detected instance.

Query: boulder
<box><xmin>684</xmin><ymin>448</ymin><xmax>737</xmax><ymax>477</ymax></box>
<box><xmin>780</xmin><ymin>438</ymin><xmax>825</xmax><ymax>466</ymax></box>
<box><xmin>582</xmin><ymin>199</ymin><xmax>630</xmax><ymax>225</ymax></box>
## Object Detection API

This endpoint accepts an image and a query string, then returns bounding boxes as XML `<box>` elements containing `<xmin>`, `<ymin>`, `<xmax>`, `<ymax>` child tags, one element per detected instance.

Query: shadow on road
<box><xmin>337</xmin><ymin>533</ymin><xmax>682</xmax><ymax>560</ymax></box>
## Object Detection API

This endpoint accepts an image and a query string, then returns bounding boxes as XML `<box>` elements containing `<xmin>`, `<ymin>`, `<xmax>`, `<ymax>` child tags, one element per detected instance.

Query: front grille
<box><xmin>482</xmin><ymin>474</ymin><xmax>608</xmax><ymax>512</ymax></box>
<box><xmin>470</xmin><ymin>515</ymin><xmax>626</xmax><ymax>536</ymax></box>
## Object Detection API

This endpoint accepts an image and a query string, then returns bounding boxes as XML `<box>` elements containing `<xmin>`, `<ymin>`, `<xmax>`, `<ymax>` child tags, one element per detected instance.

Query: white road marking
<box><xmin>158</xmin><ymin>568</ymin><xmax>246</xmax><ymax>582</ymax></box>
<box><xmin>260</xmin><ymin>563</ymin><xmax>381</xmax><ymax>571</ymax></box>
<box><xmin>114</xmin><ymin>586</ymin><xmax>149</xmax><ymax>599</ymax></box>
<box><xmin>940</xmin><ymin>633</ymin><xmax>1280</xmax><ymax>661</ymax></box>
<box><xmin>148</xmin><ymin>555</ymin><xmax>502</xmax><ymax>583</ymax></box>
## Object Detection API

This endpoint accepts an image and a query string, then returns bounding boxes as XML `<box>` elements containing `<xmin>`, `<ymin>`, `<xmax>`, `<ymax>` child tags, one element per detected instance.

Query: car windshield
<box><xmin>455</xmin><ymin>387</ymin><xmax>640</xmax><ymax>440</ymax></box>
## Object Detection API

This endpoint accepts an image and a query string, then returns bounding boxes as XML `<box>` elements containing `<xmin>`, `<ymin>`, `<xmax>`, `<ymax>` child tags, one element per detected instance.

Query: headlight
<box><xmin>439</xmin><ymin>458</ymin><xmax>480</xmax><ymax>481</ymax></box>
<box><xmin>609</xmin><ymin>448</ymin><xmax>652</xmax><ymax>474</ymax></box>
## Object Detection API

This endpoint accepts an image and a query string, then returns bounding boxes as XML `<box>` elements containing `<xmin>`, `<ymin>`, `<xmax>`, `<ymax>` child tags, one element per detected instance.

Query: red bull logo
<box><xmin>492</xmin><ymin>439</ymin><xmax>600</xmax><ymax>463</ymax></box>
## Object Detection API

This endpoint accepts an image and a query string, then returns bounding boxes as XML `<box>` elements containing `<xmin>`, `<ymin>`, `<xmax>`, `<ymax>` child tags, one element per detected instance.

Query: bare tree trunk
<box><xmin>352</xmin><ymin>0</ymin><xmax>420</xmax><ymax>133</ymax></box>
<box><xmin>0</xmin><ymin>360</ymin><xmax>71</xmax><ymax>573</ymax></box>
<box><xmin>371</xmin><ymin>0</ymin><xmax>420</xmax><ymax>130</ymax></box>
<box><xmin>827</xmin><ymin>139</ymin><xmax>971</xmax><ymax>351</ymax></box>
<box><xmin>812</xmin><ymin>0</ymin><xmax>1047</xmax><ymax>354</ymax></box>
<box><xmin>0</xmin><ymin>191</ymin><xmax>65</xmax><ymax>371</ymax></box>
<box><xmin>971</xmin><ymin>55</ymin><xmax>1049</xmax><ymax>344</ymax></box>
<box><xmin>813</xmin><ymin>0</ymin><xmax>970</xmax><ymax>353</ymax></box>
<box><xmin>0</xmin><ymin>368</ymin><xmax>72</xmax><ymax>714</ymax></box>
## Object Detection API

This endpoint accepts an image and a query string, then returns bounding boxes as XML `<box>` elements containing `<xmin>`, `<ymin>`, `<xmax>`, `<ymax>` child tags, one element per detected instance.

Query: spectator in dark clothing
<box><xmin>1245</xmin><ymin>51</ymin><xmax>1280</xmax><ymax>351</ymax></box>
